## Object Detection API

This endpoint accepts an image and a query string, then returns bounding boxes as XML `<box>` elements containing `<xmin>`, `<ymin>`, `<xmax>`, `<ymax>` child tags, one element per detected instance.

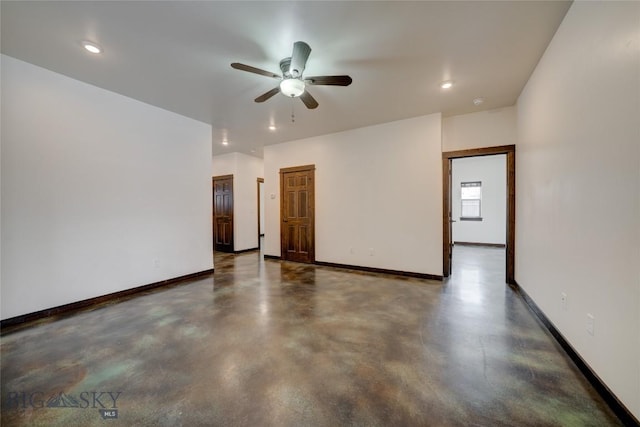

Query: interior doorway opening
<box><xmin>452</xmin><ymin>155</ymin><xmax>506</xmax><ymax>247</ymax></box>
<box><xmin>442</xmin><ymin>145</ymin><xmax>515</xmax><ymax>284</ymax></box>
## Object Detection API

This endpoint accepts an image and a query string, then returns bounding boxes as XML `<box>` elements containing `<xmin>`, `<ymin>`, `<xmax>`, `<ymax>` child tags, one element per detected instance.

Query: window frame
<box><xmin>460</xmin><ymin>181</ymin><xmax>483</xmax><ymax>221</ymax></box>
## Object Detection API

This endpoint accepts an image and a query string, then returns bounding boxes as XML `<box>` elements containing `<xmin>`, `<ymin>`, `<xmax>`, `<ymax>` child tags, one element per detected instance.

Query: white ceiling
<box><xmin>1</xmin><ymin>1</ymin><xmax>571</xmax><ymax>157</ymax></box>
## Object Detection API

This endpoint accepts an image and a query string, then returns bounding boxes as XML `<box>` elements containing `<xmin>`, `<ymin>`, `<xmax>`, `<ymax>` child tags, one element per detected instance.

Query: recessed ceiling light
<box><xmin>440</xmin><ymin>81</ymin><xmax>453</xmax><ymax>89</ymax></box>
<box><xmin>268</xmin><ymin>125</ymin><xmax>276</xmax><ymax>131</ymax></box>
<box><xmin>82</xmin><ymin>41</ymin><xmax>102</xmax><ymax>54</ymax></box>
<box><xmin>473</xmin><ymin>97</ymin><xmax>485</xmax><ymax>106</ymax></box>
<box><xmin>222</xmin><ymin>140</ymin><xmax>229</xmax><ymax>146</ymax></box>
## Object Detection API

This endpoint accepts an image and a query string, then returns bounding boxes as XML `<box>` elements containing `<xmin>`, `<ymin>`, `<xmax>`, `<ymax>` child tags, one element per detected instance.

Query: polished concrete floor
<box><xmin>1</xmin><ymin>245</ymin><xmax>621</xmax><ymax>426</ymax></box>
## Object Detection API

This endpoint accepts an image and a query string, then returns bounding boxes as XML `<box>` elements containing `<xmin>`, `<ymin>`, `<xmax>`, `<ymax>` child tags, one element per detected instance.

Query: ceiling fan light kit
<box><xmin>231</xmin><ymin>41</ymin><xmax>352</xmax><ymax>110</ymax></box>
<box><xmin>280</xmin><ymin>78</ymin><xmax>305</xmax><ymax>98</ymax></box>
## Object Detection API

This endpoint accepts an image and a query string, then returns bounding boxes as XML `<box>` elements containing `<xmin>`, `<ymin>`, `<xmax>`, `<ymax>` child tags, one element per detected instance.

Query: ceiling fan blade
<box><xmin>231</xmin><ymin>63</ymin><xmax>280</xmax><ymax>79</ymax></box>
<box><xmin>299</xmin><ymin>91</ymin><xmax>319</xmax><ymax>109</ymax></box>
<box><xmin>255</xmin><ymin>87</ymin><xmax>280</xmax><ymax>103</ymax></box>
<box><xmin>305</xmin><ymin>75</ymin><xmax>353</xmax><ymax>86</ymax></box>
<box><xmin>290</xmin><ymin>41</ymin><xmax>311</xmax><ymax>77</ymax></box>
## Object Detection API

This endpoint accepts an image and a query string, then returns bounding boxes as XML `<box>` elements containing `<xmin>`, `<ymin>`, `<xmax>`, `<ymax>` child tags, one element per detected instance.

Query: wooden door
<box><xmin>280</xmin><ymin>165</ymin><xmax>315</xmax><ymax>263</ymax></box>
<box><xmin>257</xmin><ymin>178</ymin><xmax>264</xmax><ymax>247</ymax></box>
<box><xmin>213</xmin><ymin>175</ymin><xmax>234</xmax><ymax>253</ymax></box>
<box><xmin>443</xmin><ymin>158</ymin><xmax>453</xmax><ymax>276</ymax></box>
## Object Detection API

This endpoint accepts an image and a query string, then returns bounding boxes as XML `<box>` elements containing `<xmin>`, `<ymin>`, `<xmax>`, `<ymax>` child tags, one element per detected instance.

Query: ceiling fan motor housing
<box><xmin>280</xmin><ymin>58</ymin><xmax>292</xmax><ymax>77</ymax></box>
<box><xmin>279</xmin><ymin>57</ymin><xmax>306</xmax><ymax>97</ymax></box>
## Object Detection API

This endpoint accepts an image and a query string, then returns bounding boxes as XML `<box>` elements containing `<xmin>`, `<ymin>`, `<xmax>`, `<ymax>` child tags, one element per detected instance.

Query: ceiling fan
<box><xmin>231</xmin><ymin>41</ymin><xmax>352</xmax><ymax>109</ymax></box>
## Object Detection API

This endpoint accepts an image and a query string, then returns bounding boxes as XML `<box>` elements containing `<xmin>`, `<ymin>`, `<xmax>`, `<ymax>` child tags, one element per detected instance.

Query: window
<box><xmin>460</xmin><ymin>181</ymin><xmax>482</xmax><ymax>220</ymax></box>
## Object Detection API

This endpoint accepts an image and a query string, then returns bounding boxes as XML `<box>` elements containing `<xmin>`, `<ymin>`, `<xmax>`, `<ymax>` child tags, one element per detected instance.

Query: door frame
<box><xmin>212</xmin><ymin>174</ymin><xmax>234</xmax><ymax>253</ymax></box>
<box><xmin>257</xmin><ymin>177</ymin><xmax>264</xmax><ymax>248</ymax></box>
<box><xmin>279</xmin><ymin>164</ymin><xmax>315</xmax><ymax>263</ymax></box>
<box><xmin>442</xmin><ymin>145</ymin><xmax>515</xmax><ymax>284</ymax></box>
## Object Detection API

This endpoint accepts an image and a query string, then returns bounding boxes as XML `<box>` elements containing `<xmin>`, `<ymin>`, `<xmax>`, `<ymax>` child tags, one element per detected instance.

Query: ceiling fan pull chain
<box><xmin>291</xmin><ymin>99</ymin><xmax>295</xmax><ymax>123</ymax></box>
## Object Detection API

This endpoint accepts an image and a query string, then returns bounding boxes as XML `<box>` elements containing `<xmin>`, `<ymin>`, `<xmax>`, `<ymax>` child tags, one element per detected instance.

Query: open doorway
<box><xmin>452</xmin><ymin>155</ymin><xmax>506</xmax><ymax>247</ymax></box>
<box><xmin>442</xmin><ymin>145</ymin><xmax>515</xmax><ymax>283</ymax></box>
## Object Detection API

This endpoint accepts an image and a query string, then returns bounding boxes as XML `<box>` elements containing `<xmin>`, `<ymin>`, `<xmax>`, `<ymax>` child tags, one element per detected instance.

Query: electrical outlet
<box><xmin>560</xmin><ymin>292</ymin><xmax>568</xmax><ymax>310</ymax></box>
<box><xmin>350</xmin><ymin>247</ymin><xmax>355</xmax><ymax>254</ymax></box>
<box><xmin>369</xmin><ymin>248</ymin><xmax>374</xmax><ymax>256</ymax></box>
<box><xmin>586</xmin><ymin>313</ymin><xmax>595</xmax><ymax>336</ymax></box>
<box><xmin>153</xmin><ymin>258</ymin><xmax>160</xmax><ymax>268</ymax></box>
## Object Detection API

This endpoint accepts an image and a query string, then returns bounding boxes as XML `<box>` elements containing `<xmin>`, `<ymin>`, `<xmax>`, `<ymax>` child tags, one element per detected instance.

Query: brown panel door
<box><xmin>280</xmin><ymin>165</ymin><xmax>315</xmax><ymax>263</ymax></box>
<box><xmin>213</xmin><ymin>175</ymin><xmax>234</xmax><ymax>253</ymax></box>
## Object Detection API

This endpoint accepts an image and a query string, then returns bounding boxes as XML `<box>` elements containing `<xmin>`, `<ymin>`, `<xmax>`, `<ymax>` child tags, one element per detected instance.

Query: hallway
<box><xmin>1</xmin><ymin>247</ymin><xmax>620</xmax><ymax>426</ymax></box>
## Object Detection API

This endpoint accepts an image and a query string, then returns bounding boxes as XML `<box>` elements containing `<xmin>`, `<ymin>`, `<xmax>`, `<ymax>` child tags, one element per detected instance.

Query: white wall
<box><xmin>211</xmin><ymin>152</ymin><xmax>237</xmax><ymax>176</ymax></box>
<box><xmin>1</xmin><ymin>55</ymin><xmax>213</xmax><ymax>320</ymax></box>
<box><xmin>516</xmin><ymin>2</ymin><xmax>640</xmax><ymax>419</ymax></box>
<box><xmin>263</xmin><ymin>114</ymin><xmax>442</xmax><ymax>276</ymax></box>
<box><xmin>442</xmin><ymin>106</ymin><xmax>517</xmax><ymax>152</ymax></box>
<box><xmin>212</xmin><ymin>152</ymin><xmax>264</xmax><ymax>251</ymax></box>
<box><xmin>235</xmin><ymin>154</ymin><xmax>264</xmax><ymax>251</ymax></box>
<box><xmin>452</xmin><ymin>155</ymin><xmax>506</xmax><ymax>245</ymax></box>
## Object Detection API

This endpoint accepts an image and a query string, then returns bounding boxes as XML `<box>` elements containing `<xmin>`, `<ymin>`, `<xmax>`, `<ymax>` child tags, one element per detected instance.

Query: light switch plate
<box><xmin>586</xmin><ymin>313</ymin><xmax>595</xmax><ymax>336</ymax></box>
